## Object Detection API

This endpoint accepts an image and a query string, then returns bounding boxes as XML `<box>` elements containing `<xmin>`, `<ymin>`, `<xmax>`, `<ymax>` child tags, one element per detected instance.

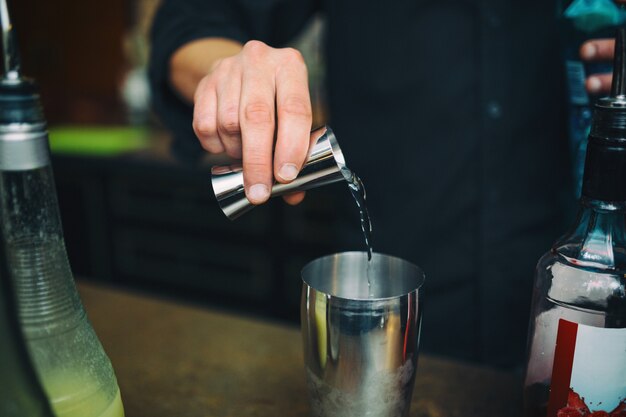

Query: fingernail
<box><xmin>248</xmin><ymin>184</ymin><xmax>270</xmax><ymax>203</ymax></box>
<box><xmin>278</xmin><ymin>163</ymin><xmax>299</xmax><ymax>181</ymax></box>
<box><xmin>581</xmin><ymin>43</ymin><xmax>597</xmax><ymax>60</ymax></box>
<box><xmin>588</xmin><ymin>76</ymin><xmax>602</xmax><ymax>93</ymax></box>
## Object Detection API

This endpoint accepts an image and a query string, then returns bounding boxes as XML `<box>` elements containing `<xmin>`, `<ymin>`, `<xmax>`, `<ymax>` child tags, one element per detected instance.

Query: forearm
<box><xmin>169</xmin><ymin>37</ymin><xmax>243</xmax><ymax>103</ymax></box>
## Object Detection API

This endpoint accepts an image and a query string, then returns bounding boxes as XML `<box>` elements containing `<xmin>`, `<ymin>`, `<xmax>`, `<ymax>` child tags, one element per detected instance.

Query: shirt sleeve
<box><xmin>148</xmin><ymin>0</ymin><xmax>320</xmax><ymax>163</ymax></box>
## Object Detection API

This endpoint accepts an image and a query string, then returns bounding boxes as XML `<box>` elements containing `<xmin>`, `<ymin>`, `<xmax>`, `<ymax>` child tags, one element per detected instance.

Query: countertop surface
<box><xmin>78</xmin><ymin>281</ymin><xmax>522</xmax><ymax>417</ymax></box>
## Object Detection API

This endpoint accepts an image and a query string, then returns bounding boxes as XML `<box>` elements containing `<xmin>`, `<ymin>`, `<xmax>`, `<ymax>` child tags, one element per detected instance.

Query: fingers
<box><xmin>580</xmin><ymin>39</ymin><xmax>615</xmax><ymax>95</ymax></box>
<box><xmin>191</xmin><ymin>40</ymin><xmax>310</xmax><ymax>207</ymax></box>
<box><xmin>274</xmin><ymin>48</ymin><xmax>312</xmax><ymax>184</ymax></box>
<box><xmin>216</xmin><ymin>63</ymin><xmax>243</xmax><ymax>159</ymax></box>
<box><xmin>283</xmin><ymin>191</ymin><xmax>306</xmax><ymax>206</ymax></box>
<box><xmin>193</xmin><ymin>77</ymin><xmax>223</xmax><ymax>154</ymax></box>
<box><xmin>586</xmin><ymin>73</ymin><xmax>613</xmax><ymax>95</ymax></box>
<box><xmin>240</xmin><ymin>41</ymin><xmax>276</xmax><ymax>204</ymax></box>
<box><xmin>581</xmin><ymin>39</ymin><xmax>615</xmax><ymax>62</ymax></box>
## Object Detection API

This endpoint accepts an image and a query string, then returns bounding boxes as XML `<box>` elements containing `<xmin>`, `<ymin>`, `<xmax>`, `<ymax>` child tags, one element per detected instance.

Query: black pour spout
<box><xmin>610</xmin><ymin>28</ymin><xmax>626</xmax><ymax>99</ymax></box>
<box><xmin>583</xmin><ymin>27</ymin><xmax>626</xmax><ymax>202</ymax></box>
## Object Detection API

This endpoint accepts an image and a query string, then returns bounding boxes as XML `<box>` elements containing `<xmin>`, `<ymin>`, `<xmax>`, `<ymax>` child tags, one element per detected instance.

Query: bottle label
<box><xmin>547</xmin><ymin>319</ymin><xmax>626</xmax><ymax>417</ymax></box>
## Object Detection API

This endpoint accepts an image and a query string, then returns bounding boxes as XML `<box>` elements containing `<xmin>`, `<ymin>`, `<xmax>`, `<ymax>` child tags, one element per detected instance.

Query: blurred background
<box><xmin>12</xmin><ymin>0</ymin><xmax>334</xmax><ymax>323</ymax></box>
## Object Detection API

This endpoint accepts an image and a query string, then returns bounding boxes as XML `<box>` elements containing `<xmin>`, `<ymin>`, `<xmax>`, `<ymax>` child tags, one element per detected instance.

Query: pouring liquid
<box><xmin>345</xmin><ymin>170</ymin><xmax>374</xmax><ymax>294</ymax></box>
<box><xmin>346</xmin><ymin>171</ymin><xmax>373</xmax><ymax>260</ymax></box>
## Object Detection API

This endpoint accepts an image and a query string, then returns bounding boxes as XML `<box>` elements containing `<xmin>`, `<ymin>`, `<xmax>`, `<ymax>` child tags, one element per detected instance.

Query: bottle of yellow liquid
<box><xmin>0</xmin><ymin>2</ymin><xmax>125</xmax><ymax>416</ymax></box>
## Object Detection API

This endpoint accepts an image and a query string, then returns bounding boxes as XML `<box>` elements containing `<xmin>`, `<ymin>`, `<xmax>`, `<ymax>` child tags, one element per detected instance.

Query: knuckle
<box><xmin>219</xmin><ymin>119</ymin><xmax>241</xmax><ymax>137</ymax></box>
<box><xmin>243</xmin><ymin>40</ymin><xmax>269</xmax><ymax>57</ymax></box>
<box><xmin>244</xmin><ymin>153</ymin><xmax>269</xmax><ymax>171</ymax></box>
<box><xmin>218</xmin><ymin>107</ymin><xmax>241</xmax><ymax>136</ymax></box>
<box><xmin>210</xmin><ymin>57</ymin><xmax>230</xmax><ymax>73</ymax></box>
<box><xmin>282</xmin><ymin>47</ymin><xmax>305</xmax><ymax>65</ymax></box>
<box><xmin>243</xmin><ymin>102</ymin><xmax>273</xmax><ymax>125</ymax></box>
<box><xmin>193</xmin><ymin>118</ymin><xmax>217</xmax><ymax>138</ymax></box>
<box><xmin>279</xmin><ymin>96</ymin><xmax>312</xmax><ymax>119</ymax></box>
<box><xmin>243</xmin><ymin>161</ymin><xmax>270</xmax><ymax>183</ymax></box>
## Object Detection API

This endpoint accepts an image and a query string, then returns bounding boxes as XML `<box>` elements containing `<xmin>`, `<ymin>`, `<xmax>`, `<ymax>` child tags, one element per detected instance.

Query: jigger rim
<box><xmin>322</xmin><ymin>126</ymin><xmax>352</xmax><ymax>182</ymax></box>
<box><xmin>301</xmin><ymin>251</ymin><xmax>425</xmax><ymax>302</ymax></box>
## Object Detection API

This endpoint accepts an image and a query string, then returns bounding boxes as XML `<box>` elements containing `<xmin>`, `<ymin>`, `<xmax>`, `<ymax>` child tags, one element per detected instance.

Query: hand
<box><xmin>193</xmin><ymin>40</ymin><xmax>312</xmax><ymax>205</ymax></box>
<box><xmin>580</xmin><ymin>1</ymin><xmax>626</xmax><ymax>94</ymax></box>
<box><xmin>580</xmin><ymin>38</ymin><xmax>616</xmax><ymax>94</ymax></box>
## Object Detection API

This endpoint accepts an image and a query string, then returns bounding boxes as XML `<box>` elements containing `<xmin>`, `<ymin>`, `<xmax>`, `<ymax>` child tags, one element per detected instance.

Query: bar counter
<box><xmin>78</xmin><ymin>281</ymin><xmax>523</xmax><ymax>417</ymax></box>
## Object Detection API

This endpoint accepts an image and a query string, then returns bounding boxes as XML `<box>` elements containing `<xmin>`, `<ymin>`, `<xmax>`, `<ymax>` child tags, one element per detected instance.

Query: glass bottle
<box><xmin>558</xmin><ymin>0</ymin><xmax>626</xmax><ymax>196</ymax></box>
<box><xmin>0</xmin><ymin>234</ymin><xmax>55</xmax><ymax>417</ymax></box>
<box><xmin>0</xmin><ymin>3</ymin><xmax>124</xmax><ymax>416</ymax></box>
<box><xmin>523</xmin><ymin>28</ymin><xmax>626</xmax><ymax>417</ymax></box>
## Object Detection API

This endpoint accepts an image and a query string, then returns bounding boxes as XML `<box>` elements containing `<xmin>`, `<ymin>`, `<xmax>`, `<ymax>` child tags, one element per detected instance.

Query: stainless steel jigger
<box><xmin>211</xmin><ymin>125</ymin><xmax>350</xmax><ymax>219</ymax></box>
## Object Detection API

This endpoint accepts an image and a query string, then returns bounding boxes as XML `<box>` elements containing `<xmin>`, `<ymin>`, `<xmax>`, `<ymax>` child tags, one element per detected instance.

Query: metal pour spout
<box><xmin>0</xmin><ymin>0</ymin><xmax>20</xmax><ymax>80</ymax></box>
<box><xmin>0</xmin><ymin>0</ymin><xmax>49</xmax><ymax>171</ymax></box>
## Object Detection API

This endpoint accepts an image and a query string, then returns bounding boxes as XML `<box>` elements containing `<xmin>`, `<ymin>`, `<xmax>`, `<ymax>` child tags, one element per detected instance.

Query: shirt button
<box><xmin>486</xmin><ymin>101</ymin><xmax>502</xmax><ymax>119</ymax></box>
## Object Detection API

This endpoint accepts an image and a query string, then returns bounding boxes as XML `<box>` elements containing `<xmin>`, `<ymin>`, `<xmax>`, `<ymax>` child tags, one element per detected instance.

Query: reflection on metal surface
<box><xmin>301</xmin><ymin>252</ymin><xmax>424</xmax><ymax>417</ymax></box>
<box><xmin>211</xmin><ymin>125</ymin><xmax>349</xmax><ymax>220</ymax></box>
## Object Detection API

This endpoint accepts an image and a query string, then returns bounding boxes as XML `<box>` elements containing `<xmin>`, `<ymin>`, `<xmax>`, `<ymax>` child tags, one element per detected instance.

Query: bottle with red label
<box><xmin>523</xmin><ymin>28</ymin><xmax>626</xmax><ymax>417</ymax></box>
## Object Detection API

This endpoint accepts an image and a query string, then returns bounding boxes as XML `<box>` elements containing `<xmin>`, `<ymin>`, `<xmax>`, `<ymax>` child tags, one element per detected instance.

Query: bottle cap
<box><xmin>583</xmin><ymin>27</ymin><xmax>626</xmax><ymax>201</ymax></box>
<box><xmin>0</xmin><ymin>0</ymin><xmax>49</xmax><ymax>171</ymax></box>
<box><xmin>0</xmin><ymin>78</ymin><xmax>45</xmax><ymax>125</ymax></box>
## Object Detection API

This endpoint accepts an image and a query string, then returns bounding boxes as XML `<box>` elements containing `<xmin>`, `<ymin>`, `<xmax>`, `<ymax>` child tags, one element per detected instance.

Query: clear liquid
<box><xmin>345</xmin><ymin>171</ymin><xmax>373</xmax><ymax>261</ymax></box>
<box><xmin>345</xmin><ymin>170</ymin><xmax>374</xmax><ymax>293</ymax></box>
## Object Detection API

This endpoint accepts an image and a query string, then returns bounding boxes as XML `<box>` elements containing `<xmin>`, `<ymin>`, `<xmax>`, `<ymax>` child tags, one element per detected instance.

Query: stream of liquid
<box><xmin>346</xmin><ymin>170</ymin><xmax>373</xmax><ymax>261</ymax></box>
<box><xmin>345</xmin><ymin>170</ymin><xmax>374</xmax><ymax>292</ymax></box>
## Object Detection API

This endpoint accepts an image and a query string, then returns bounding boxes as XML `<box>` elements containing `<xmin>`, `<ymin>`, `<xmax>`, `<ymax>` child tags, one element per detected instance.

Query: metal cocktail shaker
<box><xmin>211</xmin><ymin>125</ymin><xmax>351</xmax><ymax>219</ymax></box>
<box><xmin>301</xmin><ymin>252</ymin><xmax>425</xmax><ymax>417</ymax></box>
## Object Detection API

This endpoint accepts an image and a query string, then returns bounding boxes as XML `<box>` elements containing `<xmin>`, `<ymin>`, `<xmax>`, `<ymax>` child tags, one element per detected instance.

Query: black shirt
<box><xmin>149</xmin><ymin>0</ymin><xmax>572</xmax><ymax>368</ymax></box>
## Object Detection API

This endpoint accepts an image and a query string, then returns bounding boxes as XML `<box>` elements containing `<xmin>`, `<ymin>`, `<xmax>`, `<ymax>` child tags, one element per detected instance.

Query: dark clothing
<box><xmin>150</xmin><ymin>0</ymin><xmax>571</xmax><ymax>368</ymax></box>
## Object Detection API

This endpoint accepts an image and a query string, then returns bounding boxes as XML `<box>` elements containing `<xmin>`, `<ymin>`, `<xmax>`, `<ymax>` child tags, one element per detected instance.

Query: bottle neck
<box><xmin>557</xmin><ymin>197</ymin><xmax>626</xmax><ymax>270</ymax></box>
<box><xmin>581</xmin><ymin>133</ymin><xmax>626</xmax><ymax>202</ymax></box>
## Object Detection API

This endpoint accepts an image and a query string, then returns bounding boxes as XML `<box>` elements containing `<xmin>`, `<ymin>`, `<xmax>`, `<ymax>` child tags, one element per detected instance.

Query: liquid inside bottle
<box><xmin>0</xmin><ymin>167</ymin><xmax>124</xmax><ymax>417</ymax></box>
<box><xmin>0</xmin><ymin>3</ymin><xmax>123</xmax><ymax>414</ymax></box>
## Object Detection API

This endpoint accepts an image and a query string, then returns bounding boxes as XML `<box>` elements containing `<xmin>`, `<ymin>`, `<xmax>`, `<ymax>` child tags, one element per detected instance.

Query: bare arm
<box><xmin>169</xmin><ymin>38</ymin><xmax>243</xmax><ymax>103</ymax></box>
